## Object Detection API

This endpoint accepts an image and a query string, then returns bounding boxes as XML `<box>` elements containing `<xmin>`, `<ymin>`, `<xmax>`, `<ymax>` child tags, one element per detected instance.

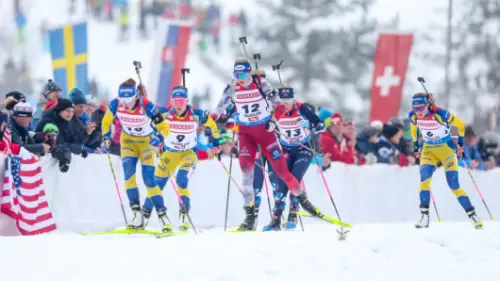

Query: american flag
<box><xmin>0</xmin><ymin>129</ymin><xmax>56</xmax><ymax>235</ymax></box>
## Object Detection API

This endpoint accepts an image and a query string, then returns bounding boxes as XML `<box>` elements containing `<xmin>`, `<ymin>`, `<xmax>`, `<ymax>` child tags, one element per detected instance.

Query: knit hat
<box><xmin>218</xmin><ymin>132</ymin><xmax>233</xmax><ymax>145</ymax></box>
<box><xmin>43</xmin><ymin>123</ymin><xmax>59</xmax><ymax>134</ymax></box>
<box><xmin>42</xmin><ymin>79</ymin><xmax>61</xmax><ymax>97</ymax></box>
<box><xmin>171</xmin><ymin>86</ymin><xmax>188</xmax><ymax>99</ymax></box>
<box><xmin>324</xmin><ymin>112</ymin><xmax>343</xmax><ymax>128</ymax></box>
<box><xmin>86</xmin><ymin>95</ymin><xmax>98</xmax><ymax>107</ymax></box>
<box><xmin>54</xmin><ymin>98</ymin><xmax>75</xmax><ymax>113</ymax></box>
<box><xmin>69</xmin><ymin>88</ymin><xmax>87</xmax><ymax>105</ymax></box>
<box><xmin>5</xmin><ymin>91</ymin><xmax>25</xmax><ymax>101</ymax></box>
<box><xmin>465</xmin><ymin>125</ymin><xmax>476</xmax><ymax>138</ymax></box>
<box><xmin>13</xmin><ymin>102</ymin><xmax>34</xmax><ymax>117</ymax></box>
<box><xmin>362</xmin><ymin>126</ymin><xmax>379</xmax><ymax>138</ymax></box>
<box><xmin>318</xmin><ymin>108</ymin><xmax>334</xmax><ymax>123</ymax></box>
<box><xmin>382</xmin><ymin>124</ymin><xmax>401</xmax><ymax>139</ymax></box>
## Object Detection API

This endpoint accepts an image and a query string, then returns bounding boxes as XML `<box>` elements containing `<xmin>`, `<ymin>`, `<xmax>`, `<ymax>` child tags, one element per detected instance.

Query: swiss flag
<box><xmin>369</xmin><ymin>33</ymin><xmax>413</xmax><ymax>122</ymax></box>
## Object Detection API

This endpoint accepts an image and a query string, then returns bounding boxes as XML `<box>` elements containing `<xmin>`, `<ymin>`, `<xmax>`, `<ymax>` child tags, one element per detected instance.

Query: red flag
<box><xmin>1</xmin><ymin>130</ymin><xmax>56</xmax><ymax>235</ymax></box>
<box><xmin>369</xmin><ymin>33</ymin><xmax>413</xmax><ymax>122</ymax></box>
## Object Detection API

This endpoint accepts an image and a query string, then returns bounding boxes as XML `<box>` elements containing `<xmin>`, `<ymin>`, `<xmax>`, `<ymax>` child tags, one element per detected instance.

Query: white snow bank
<box><xmin>1</xmin><ymin>222</ymin><xmax>499</xmax><ymax>281</ymax></box>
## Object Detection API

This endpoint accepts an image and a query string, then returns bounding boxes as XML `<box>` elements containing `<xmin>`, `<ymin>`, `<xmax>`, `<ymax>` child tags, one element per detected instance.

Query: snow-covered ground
<box><xmin>1</xmin><ymin>222</ymin><xmax>499</xmax><ymax>281</ymax></box>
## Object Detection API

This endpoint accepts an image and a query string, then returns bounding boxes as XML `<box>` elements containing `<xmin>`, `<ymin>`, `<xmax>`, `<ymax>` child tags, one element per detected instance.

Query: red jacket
<box><xmin>319</xmin><ymin>131</ymin><xmax>364</xmax><ymax>165</ymax></box>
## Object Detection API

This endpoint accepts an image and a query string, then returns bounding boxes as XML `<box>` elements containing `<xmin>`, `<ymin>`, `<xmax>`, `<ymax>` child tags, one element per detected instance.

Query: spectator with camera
<box><xmin>463</xmin><ymin>126</ymin><xmax>485</xmax><ymax>170</ymax></box>
<box><xmin>35</xmin><ymin>98</ymin><xmax>89</xmax><ymax>157</ymax></box>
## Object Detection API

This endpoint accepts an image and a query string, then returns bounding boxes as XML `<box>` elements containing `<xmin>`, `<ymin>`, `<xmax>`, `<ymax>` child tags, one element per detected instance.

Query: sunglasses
<box><xmin>233</xmin><ymin>72</ymin><xmax>249</xmax><ymax>79</ymax></box>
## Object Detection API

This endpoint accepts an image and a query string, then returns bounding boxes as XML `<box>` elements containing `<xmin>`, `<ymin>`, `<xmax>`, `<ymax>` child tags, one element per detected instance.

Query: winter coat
<box><xmin>35</xmin><ymin>108</ymin><xmax>87</xmax><ymax>155</ymax></box>
<box><xmin>375</xmin><ymin>136</ymin><xmax>407</xmax><ymax>166</ymax></box>
<box><xmin>72</xmin><ymin>114</ymin><xmax>102</xmax><ymax>150</ymax></box>
<box><xmin>319</xmin><ymin>131</ymin><xmax>362</xmax><ymax>165</ymax></box>
<box><xmin>7</xmin><ymin>117</ymin><xmax>45</xmax><ymax>155</ymax></box>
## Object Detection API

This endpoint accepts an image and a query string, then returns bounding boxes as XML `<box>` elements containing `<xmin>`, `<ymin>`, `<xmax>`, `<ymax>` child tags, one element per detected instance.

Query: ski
<box><xmin>227</xmin><ymin>229</ymin><xmax>256</xmax><ymax>233</ymax></box>
<box><xmin>83</xmin><ymin>228</ymin><xmax>164</xmax><ymax>236</ymax></box>
<box><xmin>297</xmin><ymin>211</ymin><xmax>353</xmax><ymax>229</ymax></box>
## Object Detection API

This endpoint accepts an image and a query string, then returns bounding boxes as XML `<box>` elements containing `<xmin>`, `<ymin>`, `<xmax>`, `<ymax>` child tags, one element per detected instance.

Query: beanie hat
<box><xmin>382</xmin><ymin>124</ymin><xmax>401</xmax><ymax>139</ymax></box>
<box><xmin>43</xmin><ymin>123</ymin><xmax>59</xmax><ymax>134</ymax></box>
<box><xmin>318</xmin><ymin>108</ymin><xmax>334</xmax><ymax>123</ymax></box>
<box><xmin>54</xmin><ymin>98</ymin><xmax>74</xmax><ymax>113</ymax></box>
<box><xmin>42</xmin><ymin>79</ymin><xmax>61</xmax><ymax>97</ymax></box>
<box><xmin>324</xmin><ymin>112</ymin><xmax>343</xmax><ymax>128</ymax></box>
<box><xmin>69</xmin><ymin>88</ymin><xmax>87</xmax><ymax>105</ymax></box>
<box><xmin>218</xmin><ymin>132</ymin><xmax>233</xmax><ymax>145</ymax></box>
<box><xmin>5</xmin><ymin>91</ymin><xmax>26</xmax><ymax>101</ymax></box>
<box><xmin>13</xmin><ymin>102</ymin><xmax>34</xmax><ymax>117</ymax></box>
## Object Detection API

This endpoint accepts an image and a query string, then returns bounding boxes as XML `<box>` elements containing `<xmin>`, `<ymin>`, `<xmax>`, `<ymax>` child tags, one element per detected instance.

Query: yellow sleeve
<box><xmin>449</xmin><ymin>112</ymin><xmax>465</xmax><ymax>137</ymax></box>
<box><xmin>101</xmin><ymin>108</ymin><xmax>115</xmax><ymax>138</ymax></box>
<box><xmin>410</xmin><ymin>121</ymin><xmax>418</xmax><ymax>143</ymax></box>
<box><xmin>155</xmin><ymin>118</ymin><xmax>170</xmax><ymax>139</ymax></box>
<box><xmin>205</xmin><ymin>117</ymin><xmax>220</xmax><ymax>139</ymax></box>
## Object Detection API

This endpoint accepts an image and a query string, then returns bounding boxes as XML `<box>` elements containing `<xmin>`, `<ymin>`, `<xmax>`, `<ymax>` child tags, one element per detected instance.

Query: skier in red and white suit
<box><xmin>211</xmin><ymin>58</ymin><xmax>323</xmax><ymax>230</ymax></box>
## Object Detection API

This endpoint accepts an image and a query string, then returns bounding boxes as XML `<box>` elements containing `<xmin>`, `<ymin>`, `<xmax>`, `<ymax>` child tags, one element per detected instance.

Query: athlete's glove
<box><xmin>265</xmin><ymin>119</ymin><xmax>277</xmax><ymax>132</ymax></box>
<box><xmin>311</xmin><ymin>122</ymin><xmax>326</xmax><ymax>134</ymax></box>
<box><xmin>149</xmin><ymin>136</ymin><xmax>161</xmax><ymax>147</ymax></box>
<box><xmin>413</xmin><ymin>146</ymin><xmax>421</xmax><ymax>159</ymax></box>
<box><xmin>102</xmin><ymin>138</ymin><xmax>111</xmax><ymax>150</ymax></box>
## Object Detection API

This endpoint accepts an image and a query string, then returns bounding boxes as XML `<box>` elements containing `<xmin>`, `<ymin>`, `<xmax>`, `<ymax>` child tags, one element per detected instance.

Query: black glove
<box><xmin>33</xmin><ymin>132</ymin><xmax>46</xmax><ymax>144</ymax></box>
<box><xmin>81</xmin><ymin>147</ymin><xmax>88</xmax><ymax>158</ymax></box>
<box><xmin>59</xmin><ymin>160</ymin><xmax>70</xmax><ymax>173</ymax></box>
<box><xmin>50</xmin><ymin>145</ymin><xmax>66</xmax><ymax>161</ymax></box>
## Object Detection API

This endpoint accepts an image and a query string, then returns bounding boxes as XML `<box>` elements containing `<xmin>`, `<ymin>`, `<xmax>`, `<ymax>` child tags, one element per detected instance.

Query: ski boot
<box><xmin>296</xmin><ymin>193</ymin><xmax>322</xmax><ymax>217</ymax></box>
<box><xmin>237</xmin><ymin>204</ymin><xmax>257</xmax><ymax>231</ymax></box>
<box><xmin>415</xmin><ymin>207</ymin><xmax>430</xmax><ymax>229</ymax></box>
<box><xmin>179</xmin><ymin>209</ymin><xmax>190</xmax><ymax>231</ymax></box>
<box><xmin>467</xmin><ymin>210</ymin><xmax>483</xmax><ymax>229</ymax></box>
<box><xmin>285</xmin><ymin>212</ymin><xmax>298</xmax><ymax>230</ymax></box>
<box><xmin>262</xmin><ymin>211</ymin><xmax>282</xmax><ymax>231</ymax></box>
<box><xmin>127</xmin><ymin>203</ymin><xmax>145</xmax><ymax>229</ymax></box>
<box><xmin>142</xmin><ymin>209</ymin><xmax>152</xmax><ymax>228</ymax></box>
<box><xmin>157</xmin><ymin>208</ymin><xmax>173</xmax><ymax>233</ymax></box>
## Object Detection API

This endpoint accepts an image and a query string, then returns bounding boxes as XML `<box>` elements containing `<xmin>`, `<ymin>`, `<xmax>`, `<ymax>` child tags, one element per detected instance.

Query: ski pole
<box><xmin>274</xmin><ymin>129</ymin><xmax>322</xmax><ymax>158</ymax></box>
<box><xmin>252</xmin><ymin>53</ymin><xmax>261</xmax><ymax>70</ymax></box>
<box><xmin>306</xmin><ymin>139</ymin><xmax>347</xmax><ymax>234</ymax></box>
<box><xmin>272</xmin><ymin>60</ymin><xmax>284</xmax><ymax>84</ymax></box>
<box><xmin>106</xmin><ymin>153</ymin><xmax>128</xmax><ymax>226</ymax></box>
<box><xmin>133</xmin><ymin>60</ymin><xmax>143</xmax><ymax>85</ymax></box>
<box><xmin>218</xmin><ymin>159</ymin><xmax>243</xmax><ymax>194</ymax></box>
<box><xmin>181</xmin><ymin>68</ymin><xmax>190</xmax><ymax>87</ymax></box>
<box><xmin>167</xmin><ymin>169</ymin><xmax>198</xmax><ymax>234</ymax></box>
<box><xmin>461</xmin><ymin>158</ymin><xmax>494</xmax><ymax>220</ymax></box>
<box><xmin>257</xmin><ymin>147</ymin><xmax>273</xmax><ymax>220</ymax></box>
<box><xmin>430</xmin><ymin>190</ymin><xmax>442</xmax><ymax>223</ymax></box>
<box><xmin>224</xmin><ymin>123</ymin><xmax>237</xmax><ymax>231</ymax></box>
<box><xmin>238</xmin><ymin>37</ymin><xmax>249</xmax><ymax>58</ymax></box>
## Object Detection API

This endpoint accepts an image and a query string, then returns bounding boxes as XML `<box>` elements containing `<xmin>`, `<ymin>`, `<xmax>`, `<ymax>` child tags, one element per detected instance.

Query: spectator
<box><xmin>108</xmin><ymin>117</ymin><xmax>122</xmax><ymax>156</ymax></box>
<box><xmin>34</xmin><ymin>79</ymin><xmax>62</xmax><ymax>128</ymax></box>
<box><xmin>4</xmin><ymin>91</ymin><xmax>26</xmax><ymax>114</ymax></box>
<box><xmin>375</xmin><ymin>124</ymin><xmax>407</xmax><ymax>165</ymax></box>
<box><xmin>8</xmin><ymin>102</ymin><xmax>50</xmax><ymax>155</ymax></box>
<box><xmin>463</xmin><ymin>126</ymin><xmax>485</xmax><ymax>170</ymax></box>
<box><xmin>69</xmin><ymin>88</ymin><xmax>102</xmax><ymax>150</ymax></box>
<box><xmin>319</xmin><ymin>113</ymin><xmax>361</xmax><ymax>165</ymax></box>
<box><xmin>478</xmin><ymin>131</ymin><xmax>500</xmax><ymax>170</ymax></box>
<box><xmin>35</xmin><ymin>98</ymin><xmax>88</xmax><ymax>155</ymax></box>
<box><xmin>356</xmin><ymin>125</ymin><xmax>379</xmax><ymax>156</ymax></box>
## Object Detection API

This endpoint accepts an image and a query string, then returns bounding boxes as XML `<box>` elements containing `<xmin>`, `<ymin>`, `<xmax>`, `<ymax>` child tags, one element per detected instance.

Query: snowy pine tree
<box><xmin>254</xmin><ymin>0</ymin><xmax>377</xmax><ymax>120</ymax></box>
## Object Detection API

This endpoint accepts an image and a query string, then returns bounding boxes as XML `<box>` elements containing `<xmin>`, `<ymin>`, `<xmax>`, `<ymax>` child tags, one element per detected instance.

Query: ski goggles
<box><xmin>233</xmin><ymin>72</ymin><xmax>250</xmax><ymax>79</ymax></box>
<box><xmin>412</xmin><ymin>105</ymin><xmax>426</xmax><ymax>112</ymax></box>
<box><xmin>171</xmin><ymin>97</ymin><xmax>187</xmax><ymax>105</ymax></box>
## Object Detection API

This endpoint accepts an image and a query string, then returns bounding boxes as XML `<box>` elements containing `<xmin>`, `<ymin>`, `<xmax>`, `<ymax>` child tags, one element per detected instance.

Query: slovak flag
<box><xmin>149</xmin><ymin>21</ymin><xmax>192</xmax><ymax>107</ymax></box>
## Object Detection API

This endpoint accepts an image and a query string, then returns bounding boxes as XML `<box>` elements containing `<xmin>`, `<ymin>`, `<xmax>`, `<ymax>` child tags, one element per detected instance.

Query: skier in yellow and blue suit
<box><xmin>143</xmin><ymin>85</ymin><xmax>221</xmax><ymax>232</ymax></box>
<box><xmin>102</xmin><ymin>78</ymin><xmax>171</xmax><ymax>231</ymax></box>
<box><xmin>409</xmin><ymin>92</ymin><xmax>483</xmax><ymax>229</ymax></box>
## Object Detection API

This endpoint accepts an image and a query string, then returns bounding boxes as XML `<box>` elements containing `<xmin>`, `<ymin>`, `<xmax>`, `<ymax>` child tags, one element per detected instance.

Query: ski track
<box><xmin>1</xmin><ymin>222</ymin><xmax>500</xmax><ymax>281</ymax></box>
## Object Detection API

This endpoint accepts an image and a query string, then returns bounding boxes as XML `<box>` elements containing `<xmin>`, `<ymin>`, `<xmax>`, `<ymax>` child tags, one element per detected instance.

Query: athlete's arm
<box><xmin>408</xmin><ymin>111</ymin><xmax>419</xmax><ymax>149</ymax></box>
<box><xmin>101</xmin><ymin>99</ymin><xmax>118</xmax><ymax>138</ymax></box>
<box><xmin>298</xmin><ymin>103</ymin><xmax>321</xmax><ymax>125</ymax></box>
<box><xmin>196</xmin><ymin>109</ymin><xmax>221</xmax><ymax>146</ymax></box>
<box><xmin>260</xmin><ymin>78</ymin><xmax>280</xmax><ymax>107</ymax></box>
<box><xmin>214</xmin><ymin>81</ymin><xmax>236</xmax><ymax>117</ymax></box>
<box><xmin>435</xmin><ymin>108</ymin><xmax>465</xmax><ymax>144</ymax></box>
<box><xmin>145</xmin><ymin>100</ymin><xmax>170</xmax><ymax>138</ymax></box>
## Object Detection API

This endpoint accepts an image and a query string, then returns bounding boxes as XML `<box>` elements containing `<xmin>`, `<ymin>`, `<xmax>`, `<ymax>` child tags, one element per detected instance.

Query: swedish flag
<box><xmin>49</xmin><ymin>22</ymin><xmax>88</xmax><ymax>96</ymax></box>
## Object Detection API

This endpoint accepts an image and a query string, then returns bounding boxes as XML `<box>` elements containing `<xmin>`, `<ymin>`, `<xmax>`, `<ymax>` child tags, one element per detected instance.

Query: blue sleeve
<box><xmin>108</xmin><ymin>99</ymin><xmax>119</xmax><ymax>116</ymax></box>
<box><xmin>408</xmin><ymin>110</ymin><xmax>416</xmax><ymax>125</ymax></box>
<box><xmin>434</xmin><ymin>108</ymin><xmax>451</xmax><ymax>123</ymax></box>
<box><xmin>298</xmin><ymin>103</ymin><xmax>321</xmax><ymax>125</ymax></box>
<box><xmin>144</xmin><ymin>100</ymin><xmax>159</xmax><ymax>119</ymax></box>
<box><xmin>193</xmin><ymin>108</ymin><xmax>208</xmax><ymax>123</ymax></box>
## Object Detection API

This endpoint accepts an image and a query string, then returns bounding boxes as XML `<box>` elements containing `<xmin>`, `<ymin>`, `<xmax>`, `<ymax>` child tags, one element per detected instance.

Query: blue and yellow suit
<box><xmin>102</xmin><ymin>96</ymin><xmax>169</xmax><ymax>212</ymax></box>
<box><xmin>409</xmin><ymin>106</ymin><xmax>475</xmax><ymax>213</ymax></box>
<box><xmin>143</xmin><ymin>105</ymin><xmax>220</xmax><ymax>213</ymax></box>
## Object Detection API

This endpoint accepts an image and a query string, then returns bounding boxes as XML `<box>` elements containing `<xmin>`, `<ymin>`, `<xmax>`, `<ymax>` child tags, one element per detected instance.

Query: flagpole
<box><xmin>444</xmin><ymin>0</ymin><xmax>453</xmax><ymax>108</ymax></box>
